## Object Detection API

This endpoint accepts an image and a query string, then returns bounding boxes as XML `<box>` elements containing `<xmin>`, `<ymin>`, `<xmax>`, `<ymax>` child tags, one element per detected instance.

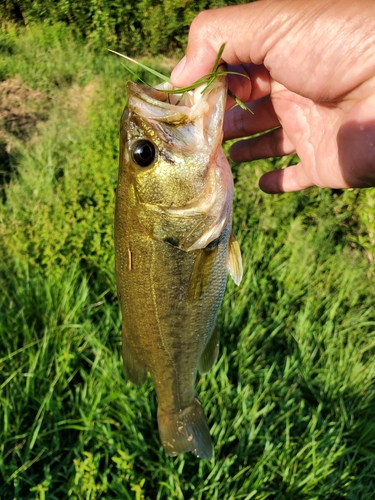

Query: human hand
<box><xmin>171</xmin><ymin>0</ymin><xmax>375</xmax><ymax>193</ymax></box>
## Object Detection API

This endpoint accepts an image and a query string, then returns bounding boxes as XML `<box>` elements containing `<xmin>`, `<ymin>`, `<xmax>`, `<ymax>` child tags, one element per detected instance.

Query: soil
<box><xmin>0</xmin><ymin>77</ymin><xmax>50</xmax><ymax>140</ymax></box>
<box><xmin>0</xmin><ymin>77</ymin><xmax>51</xmax><ymax>185</ymax></box>
<box><xmin>0</xmin><ymin>77</ymin><xmax>98</xmax><ymax>188</ymax></box>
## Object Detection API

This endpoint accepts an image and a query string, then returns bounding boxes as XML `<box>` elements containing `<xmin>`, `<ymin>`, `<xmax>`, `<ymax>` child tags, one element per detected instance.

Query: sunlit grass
<box><xmin>0</xmin><ymin>23</ymin><xmax>375</xmax><ymax>499</ymax></box>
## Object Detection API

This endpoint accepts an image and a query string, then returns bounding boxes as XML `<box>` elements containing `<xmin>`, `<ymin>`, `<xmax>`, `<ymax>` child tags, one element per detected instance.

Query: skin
<box><xmin>171</xmin><ymin>0</ymin><xmax>375</xmax><ymax>194</ymax></box>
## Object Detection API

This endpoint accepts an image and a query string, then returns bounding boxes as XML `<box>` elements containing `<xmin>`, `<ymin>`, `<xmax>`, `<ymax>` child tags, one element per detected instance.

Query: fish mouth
<box><xmin>126</xmin><ymin>67</ymin><xmax>227</xmax><ymax>150</ymax></box>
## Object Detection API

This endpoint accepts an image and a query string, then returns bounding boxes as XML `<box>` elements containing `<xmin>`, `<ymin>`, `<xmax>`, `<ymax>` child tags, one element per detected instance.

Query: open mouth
<box><xmin>153</xmin><ymin>82</ymin><xmax>211</xmax><ymax>108</ymax></box>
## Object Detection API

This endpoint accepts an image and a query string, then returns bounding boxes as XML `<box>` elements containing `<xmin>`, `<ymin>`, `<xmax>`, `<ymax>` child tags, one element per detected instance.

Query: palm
<box><xmin>274</xmin><ymin>81</ymin><xmax>375</xmax><ymax>186</ymax></box>
<box><xmin>271</xmin><ymin>85</ymin><xmax>346</xmax><ymax>189</ymax></box>
<box><xmin>224</xmin><ymin>72</ymin><xmax>375</xmax><ymax>193</ymax></box>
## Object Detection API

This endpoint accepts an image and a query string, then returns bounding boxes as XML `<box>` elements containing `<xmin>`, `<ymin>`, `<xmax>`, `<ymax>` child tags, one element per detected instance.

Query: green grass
<box><xmin>0</xmin><ymin>24</ymin><xmax>375</xmax><ymax>499</ymax></box>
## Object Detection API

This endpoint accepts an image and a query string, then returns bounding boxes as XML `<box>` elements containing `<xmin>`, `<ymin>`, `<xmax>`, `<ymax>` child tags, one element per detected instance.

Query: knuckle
<box><xmin>190</xmin><ymin>10</ymin><xmax>211</xmax><ymax>34</ymax></box>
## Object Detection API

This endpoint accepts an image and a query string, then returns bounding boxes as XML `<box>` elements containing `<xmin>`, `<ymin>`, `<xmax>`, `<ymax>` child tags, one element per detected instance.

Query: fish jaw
<box><xmin>125</xmin><ymin>71</ymin><xmax>227</xmax><ymax>152</ymax></box>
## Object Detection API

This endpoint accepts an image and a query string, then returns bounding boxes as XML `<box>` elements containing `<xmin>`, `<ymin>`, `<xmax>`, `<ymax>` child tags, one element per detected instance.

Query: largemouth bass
<box><xmin>115</xmin><ymin>71</ymin><xmax>242</xmax><ymax>459</ymax></box>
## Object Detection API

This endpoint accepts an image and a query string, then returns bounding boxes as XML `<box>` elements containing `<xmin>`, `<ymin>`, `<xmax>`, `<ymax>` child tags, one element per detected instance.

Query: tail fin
<box><xmin>157</xmin><ymin>398</ymin><xmax>212</xmax><ymax>459</ymax></box>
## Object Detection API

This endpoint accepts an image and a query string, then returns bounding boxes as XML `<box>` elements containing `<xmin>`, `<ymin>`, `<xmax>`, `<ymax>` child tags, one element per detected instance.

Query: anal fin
<box><xmin>122</xmin><ymin>338</ymin><xmax>148</xmax><ymax>386</ymax></box>
<box><xmin>227</xmin><ymin>231</ymin><xmax>243</xmax><ymax>285</ymax></box>
<box><xmin>199</xmin><ymin>323</ymin><xmax>219</xmax><ymax>374</ymax></box>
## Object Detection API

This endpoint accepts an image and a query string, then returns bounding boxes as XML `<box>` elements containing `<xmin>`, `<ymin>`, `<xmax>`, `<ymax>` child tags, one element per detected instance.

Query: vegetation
<box><xmin>0</xmin><ymin>23</ymin><xmax>375</xmax><ymax>499</ymax></box>
<box><xmin>0</xmin><ymin>0</ymin><xmax>249</xmax><ymax>56</ymax></box>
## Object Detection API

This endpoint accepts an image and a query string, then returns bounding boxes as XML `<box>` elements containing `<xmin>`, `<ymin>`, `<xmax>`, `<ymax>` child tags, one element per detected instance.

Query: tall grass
<box><xmin>0</xmin><ymin>0</ymin><xmax>250</xmax><ymax>56</ymax></box>
<box><xmin>0</xmin><ymin>24</ymin><xmax>375</xmax><ymax>499</ymax></box>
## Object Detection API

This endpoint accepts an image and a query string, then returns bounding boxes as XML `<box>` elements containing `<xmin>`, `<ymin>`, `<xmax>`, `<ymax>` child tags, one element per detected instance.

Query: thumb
<box><xmin>171</xmin><ymin>4</ymin><xmax>260</xmax><ymax>87</ymax></box>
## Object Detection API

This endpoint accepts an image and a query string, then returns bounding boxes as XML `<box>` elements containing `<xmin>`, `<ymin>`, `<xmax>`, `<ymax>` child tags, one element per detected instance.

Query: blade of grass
<box><xmin>200</xmin><ymin>42</ymin><xmax>227</xmax><ymax>94</ymax></box>
<box><xmin>120</xmin><ymin>62</ymin><xmax>150</xmax><ymax>87</ymax></box>
<box><xmin>212</xmin><ymin>42</ymin><xmax>226</xmax><ymax>74</ymax></box>
<box><xmin>107</xmin><ymin>49</ymin><xmax>171</xmax><ymax>83</ymax></box>
<box><xmin>228</xmin><ymin>89</ymin><xmax>254</xmax><ymax>114</ymax></box>
<box><xmin>153</xmin><ymin>72</ymin><xmax>249</xmax><ymax>95</ymax></box>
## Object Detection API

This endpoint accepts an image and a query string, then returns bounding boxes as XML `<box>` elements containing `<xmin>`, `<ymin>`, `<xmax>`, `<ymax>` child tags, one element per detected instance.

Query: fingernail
<box><xmin>171</xmin><ymin>56</ymin><xmax>186</xmax><ymax>84</ymax></box>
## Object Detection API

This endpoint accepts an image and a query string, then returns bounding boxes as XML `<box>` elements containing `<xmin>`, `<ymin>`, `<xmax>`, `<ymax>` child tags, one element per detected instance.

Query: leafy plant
<box><xmin>0</xmin><ymin>0</ymin><xmax>250</xmax><ymax>56</ymax></box>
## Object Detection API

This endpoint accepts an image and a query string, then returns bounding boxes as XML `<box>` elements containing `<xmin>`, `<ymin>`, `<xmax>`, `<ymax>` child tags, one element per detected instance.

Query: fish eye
<box><xmin>131</xmin><ymin>139</ymin><xmax>156</xmax><ymax>167</ymax></box>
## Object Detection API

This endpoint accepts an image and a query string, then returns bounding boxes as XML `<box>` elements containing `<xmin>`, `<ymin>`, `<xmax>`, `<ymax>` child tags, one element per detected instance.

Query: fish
<box><xmin>114</xmin><ymin>70</ymin><xmax>242</xmax><ymax>459</ymax></box>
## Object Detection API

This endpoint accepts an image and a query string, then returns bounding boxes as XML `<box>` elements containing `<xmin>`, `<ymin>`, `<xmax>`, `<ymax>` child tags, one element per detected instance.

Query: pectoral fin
<box><xmin>227</xmin><ymin>232</ymin><xmax>243</xmax><ymax>285</ymax></box>
<box><xmin>188</xmin><ymin>245</ymin><xmax>219</xmax><ymax>302</ymax></box>
<box><xmin>199</xmin><ymin>323</ymin><xmax>220</xmax><ymax>374</ymax></box>
<box><xmin>122</xmin><ymin>337</ymin><xmax>148</xmax><ymax>386</ymax></box>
